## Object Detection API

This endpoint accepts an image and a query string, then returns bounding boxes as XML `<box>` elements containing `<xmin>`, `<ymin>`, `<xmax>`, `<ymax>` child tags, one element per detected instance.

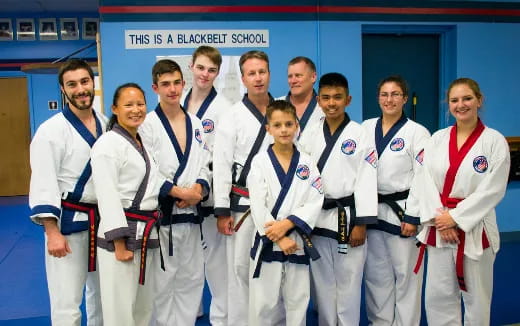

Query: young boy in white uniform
<box><xmin>248</xmin><ymin>100</ymin><xmax>324</xmax><ymax>326</ymax></box>
<box><xmin>29</xmin><ymin>59</ymin><xmax>103</xmax><ymax>326</ymax></box>
<box><xmin>213</xmin><ymin>50</ymin><xmax>274</xmax><ymax>326</ymax></box>
<box><xmin>299</xmin><ymin>72</ymin><xmax>378</xmax><ymax>326</ymax></box>
<box><xmin>181</xmin><ymin>46</ymin><xmax>232</xmax><ymax>325</ymax></box>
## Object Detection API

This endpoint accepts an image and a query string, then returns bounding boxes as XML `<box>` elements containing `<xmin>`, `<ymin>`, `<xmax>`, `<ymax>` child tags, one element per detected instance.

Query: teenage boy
<box><xmin>248</xmin><ymin>100</ymin><xmax>323</xmax><ymax>326</ymax></box>
<box><xmin>213</xmin><ymin>50</ymin><xmax>274</xmax><ymax>326</ymax></box>
<box><xmin>140</xmin><ymin>59</ymin><xmax>210</xmax><ymax>326</ymax></box>
<box><xmin>181</xmin><ymin>45</ymin><xmax>232</xmax><ymax>326</ymax></box>
<box><xmin>299</xmin><ymin>72</ymin><xmax>378</xmax><ymax>326</ymax></box>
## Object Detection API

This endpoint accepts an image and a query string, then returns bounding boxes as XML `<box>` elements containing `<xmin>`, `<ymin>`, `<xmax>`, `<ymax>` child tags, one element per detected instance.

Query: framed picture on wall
<box><xmin>0</xmin><ymin>19</ymin><xmax>13</xmax><ymax>41</ymax></box>
<box><xmin>60</xmin><ymin>18</ymin><xmax>78</xmax><ymax>40</ymax></box>
<box><xmin>16</xmin><ymin>18</ymin><xmax>35</xmax><ymax>41</ymax></box>
<box><xmin>82</xmin><ymin>18</ymin><xmax>98</xmax><ymax>40</ymax></box>
<box><xmin>39</xmin><ymin>18</ymin><xmax>58</xmax><ymax>41</ymax></box>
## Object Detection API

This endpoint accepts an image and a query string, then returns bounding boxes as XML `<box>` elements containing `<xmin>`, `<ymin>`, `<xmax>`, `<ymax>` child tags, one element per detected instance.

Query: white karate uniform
<box><xmin>277</xmin><ymin>91</ymin><xmax>324</xmax><ymax>140</ymax></box>
<box><xmin>213</xmin><ymin>95</ymin><xmax>274</xmax><ymax>326</ymax></box>
<box><xmin>299</xmin><ymin>113</ymin><xmax>378</xmax><ymax>326</ymax></box>
<box><xmin>362</xmin><ymin>117</ymin><xmax>430</xmax><ymax>326</ymax></box>
<box><xmin>247</xmin><ymin>146</ymin><xmax>324</xmax><ymax>326</ymax></box>
<box><xmin>91</xmin><ymin>125</ymin><xmax>162</xmax><ymax>326</ymax></box>
<box><xmin>405</xmin><ymin>122</ymin><xmax>510</xmax><ymax>326</ymax></box>
<box><xmin>182</xmin><ymin>88</ymin><xmax>231</xmax><ymax>325</ymax></box>
<box><xmin>29</xmin><ymin>107</ymin><xmax>104</xmax><ymax>326</ymax></box>
<box><xmin>140</xmin><ymin>106</ymin><xmax>211</xmax><ymax>326</ymax></box>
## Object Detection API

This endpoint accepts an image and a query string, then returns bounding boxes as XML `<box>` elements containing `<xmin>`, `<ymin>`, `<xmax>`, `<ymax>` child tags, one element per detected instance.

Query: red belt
<box><xmin>124</xmin><ymin>210</ymin><xmax>162</xmax><ymax>285</ymax></box>
<box><xmin>414</xmin><ymin>198</ymin><xmax>490</xmax><ymax>292</ymax></box>
<box><xmin>61</xmin><ymin>200</ymin><xmax>98</xmax><ymax>272</ymax></box>
<box><xmin>231</xmin><ymin>184</ymin><xmax>249</xmax><ymax>198</ymax></box>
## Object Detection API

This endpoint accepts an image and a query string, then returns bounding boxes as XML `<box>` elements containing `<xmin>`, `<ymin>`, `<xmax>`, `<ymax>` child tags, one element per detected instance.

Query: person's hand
<box><xmin>175</xmin><ymin>200</ymin><xmax>190</xmax><ymax>209</ymax></box>
<box><xmin>434</xmin><ymin>208</ymin><xmax>457</xmax><ymax>231</ymax></box>
<box><xmin>439</xmin><ymin>228</ymin><xmax>460</xmax><ymax>244</ymax></box>
<box><xmin>169</xmin><ymin>184</ymin><xmax>203</xmax><ymax>206</ymax></box>
<box><xmin>114</xmin><ymin>239</ymin><xmax>134</xmax><ymax>261</ymax></box>
<box><xmin>348</xmin><ymin>225</ymin><xmax>366</xmax><ymax>247</ymax></box>
<box><xmin>217</xmin><ymin>215</ymin><xmax>234</xmax><ymax>235</ymax></box>
<box><xmin>401</xmin><ymin>222</ymin><xmax>418</xmax><ymax>237</ymax></box>
<box><xmin>276</xmin><ymin>237</ymin><xmax>300</xmax><ymax>255</ymax></box>
<box><xmin>43</xmin><ymin>218</ymin><xmax>71</xmax><ymax>258</ymax></box>
<box><xmin>264</xmin><ymin>219</ymin><xmax>294</xmax><ymax>242</ymax></box>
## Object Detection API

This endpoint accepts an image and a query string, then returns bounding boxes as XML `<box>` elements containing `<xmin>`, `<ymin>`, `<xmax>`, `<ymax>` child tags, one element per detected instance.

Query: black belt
<box><xmin>322</xmin><ymin>195</ymin><xmax>355</xmax><ymax>254</ymax></box>
<box><xmin>378</xmin><ymin>190</ymin><xmax>409</xmax><ymax>222</ymax></box>
<box><xmin>61</xmin><ymin>199</ymin><xmax>98</xmax><ymax>272</ymax></box>
<box><xmin>124</xmin><ymin>209</ymin><xmax>164</xmax><ymax>285</ymax></box>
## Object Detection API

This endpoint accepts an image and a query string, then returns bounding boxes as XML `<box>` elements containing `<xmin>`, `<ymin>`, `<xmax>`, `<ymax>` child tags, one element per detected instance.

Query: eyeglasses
<box><xmin>379</xmin><ymin>92</ymin><xmax>403</xmax><ymax>99</ymax></box>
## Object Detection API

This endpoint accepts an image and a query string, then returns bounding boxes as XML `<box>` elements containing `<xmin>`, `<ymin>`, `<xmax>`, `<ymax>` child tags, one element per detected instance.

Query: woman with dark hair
<box><xmin>362</xmin><ymin>75</ymin><xmax>430</xmax><ymax>325</ymax></box>
<box><xmin>91</xmin><ymin>83</ymin><xmax>162</xmax><ymax>326</ymax></box>
<box><xmin>406</xmin><ymin>78</ymin><xmax>510</xmax><ymax>325</ymax></box>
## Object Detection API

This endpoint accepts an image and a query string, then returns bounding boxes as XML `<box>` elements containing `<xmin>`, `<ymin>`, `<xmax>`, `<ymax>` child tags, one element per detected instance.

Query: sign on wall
<box><xmin>126</xmin><ymin>29</ymin><xmax>269</xmax><ymax>49</ymax></box>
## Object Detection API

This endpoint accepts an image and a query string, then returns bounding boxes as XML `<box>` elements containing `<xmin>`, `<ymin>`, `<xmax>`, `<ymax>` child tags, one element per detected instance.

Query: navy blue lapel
<box><xmin>285</xmin><ymin>90</ymin><xmax>318</xmax><ymax>132</ymax></box>
<box><xmin>154</xmin><ymin>104</ymin><xmax>193</xmax><ymax>184</ymax></box>
<box><xmin>62</xmin><ymin>105</ymin><xmax>102</xmax><ymax>202</ymax></box>
<box><xmin>317</xmin><ymin>113</ymin><xmax>351</xmax><ymax>173</ymax></box>
<box><xmin>375</xmin><ymin>114</ymin><xmax>408</xmax><ymax>158</ymax></box>
<box><xmin>62</xmin><ymin>104</ymin><xmax>102</xmax><ymax>147</ymax></box>
<box><xmin>267</xmin><ymin>145</ymin><xmax>300</xmax><ymax>218</ymax></box>
<box><xmin>183</xmin><ymin>87</ymin><xmax>218</xmax><ymax>119</ymax></box>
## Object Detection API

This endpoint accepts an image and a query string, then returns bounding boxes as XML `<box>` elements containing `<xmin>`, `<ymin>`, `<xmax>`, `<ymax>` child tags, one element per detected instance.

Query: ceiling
<box><xmin>0</xmin><ymin>0</ymin><xmax>99</xmax><ymax>14</ymax></box>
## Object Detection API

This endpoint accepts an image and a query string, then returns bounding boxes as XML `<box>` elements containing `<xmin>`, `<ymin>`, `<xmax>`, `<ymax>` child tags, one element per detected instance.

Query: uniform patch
<box><xmin>473</xmin><ymin>155</ymin><xmax>488</xmax><ymax>173</ymax></box>
<box><xmin>341</xmin><ymin>139</ymin><xmax>357</xmax><ymax>155</ymax></box>
<box><xmin>365</xmin><ymin>150</ymin><xmax>378</xmax><ymax>168</ymax></box>
<box><xmin>296</xmin><ymin>164</ymin><xmax>310</xmax><ymax>180</ymax></box>
<box><xmin>415</xmin><ymin>149</ymin><xmax>424</xmax><ymax>165</ymax></box>
<box><xmin>390</xmin><ymin>138</ymin><xmax>405</xmax><ymax>151</ymax></box>
<box><xmin>194</xmin><ymin>129</ymin><xmax>202</xmax><ymax>143</ymax></box>
<box><xmin>202</xmin><ymin>119</ymin><xmax>214</xmax><ymax>133</ymax></box>
<box><xmin>311</xmin><ymin>177</ymin><xmax>324</xmax><ymax>194</ymax></box>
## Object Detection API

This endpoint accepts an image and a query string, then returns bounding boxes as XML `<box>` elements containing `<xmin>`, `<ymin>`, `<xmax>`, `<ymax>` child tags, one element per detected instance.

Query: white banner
<box><xmin>125</xmin><ymin>29</ymin><xmax>269</xmax><ymax>49</ymax></box>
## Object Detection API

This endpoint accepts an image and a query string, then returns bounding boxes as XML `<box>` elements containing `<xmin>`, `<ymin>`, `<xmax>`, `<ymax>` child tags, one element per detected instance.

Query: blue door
<box><xmin>362</xmin><ymin>34</ymin><xmax>439</xmax><ymax>134</ymax></box>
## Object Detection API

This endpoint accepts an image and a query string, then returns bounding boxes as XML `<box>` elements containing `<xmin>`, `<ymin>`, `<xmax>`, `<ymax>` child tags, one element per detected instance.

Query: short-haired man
<box><xmin>181</xmin><ymin>45</ymin><xmax>232</xmax><ymax>326</ymax></box>
<box><xmin>213</xmin><ymin>50</ymin><xmax>274</xmax><ymax>326</ymax></box>
<box><xmin>29</xmin><ymin>59</ymin><xmax>104</xmax><ymax>326</ymax></box>
<box><xmin>299</xmin><ymin>72</ymin><xmax>378</xmax><ymax>326</ymax></box>
<box><xmin>279</xmin><ymin>56</ymin><xmax>323</xmax><ymax>138</ymax></box>
<box><xmin>140</xmin><ymin>59</ymin><xmax>210</xmax><ymax>325</ymax></box>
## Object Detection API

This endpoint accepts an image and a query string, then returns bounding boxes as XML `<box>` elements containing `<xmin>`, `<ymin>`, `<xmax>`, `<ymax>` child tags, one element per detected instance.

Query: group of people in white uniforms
<box><xmin>29</xmin><ymin>47</ymin><xmax>510</xmax><ymax>326</ymax></box>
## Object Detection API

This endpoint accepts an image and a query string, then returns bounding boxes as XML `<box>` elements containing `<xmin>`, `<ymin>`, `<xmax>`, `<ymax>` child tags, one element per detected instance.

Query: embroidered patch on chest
<box><xmin>473</xmin><ymin>155</ymin><xmax>488</xmax><ymax>173</ymax></box>
<box><xmin>415</xmin><ymin>149</ymin><xmax>424</xmax><ymax>165</ymax></box>
<box><xmin>390</xmin><ymin>138</ymin><xmax>405</xmax><ymax>151</ymax></box>
<box><xmin>311</xmin><ymin>176</ymin><xmax>324</xmax><ymax>194</ymax></box>
<box><xmin>194</xmin><ymin>129</ymin><xmax>202</xmax><ymax>143</ymax></box>
<box><xmin>341</xmin><ymin>139</ymin><xmax>357</xmax><ymax>155</ymax></box>
<box><xmin>296</xmin><ymin>164</ymin><xmax>310</xmax><ymax>180</ymax></box>
<box><xmin>202</xmin><ymin>119</ymin><xmax>214</xmax><ymax>133</ymax></box>
<box><xmin>365</xmin><ymin>150</ymin><xmax>378</xmax><ymax>168</ymax></box>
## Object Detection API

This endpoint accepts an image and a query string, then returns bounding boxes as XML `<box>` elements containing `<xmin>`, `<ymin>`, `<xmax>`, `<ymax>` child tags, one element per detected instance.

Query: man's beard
<box><xmin>63</xmin><ymin>90</ymin><xmax>94</xmax><ymax>111</ymax></box>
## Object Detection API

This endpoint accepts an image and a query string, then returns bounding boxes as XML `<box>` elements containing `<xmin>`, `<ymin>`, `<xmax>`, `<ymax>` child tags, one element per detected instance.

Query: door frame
<box><xmin>362</xmin><ymin>24</ymin><xmax>457</xmax><ymax>129</ymax></box>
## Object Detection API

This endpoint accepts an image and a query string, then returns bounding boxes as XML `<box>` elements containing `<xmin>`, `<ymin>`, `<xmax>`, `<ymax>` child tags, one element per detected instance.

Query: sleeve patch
<box><xmin>364</xmin><ymin>150</ymin><xmax>378</xmax><ymax>168</ymax></box>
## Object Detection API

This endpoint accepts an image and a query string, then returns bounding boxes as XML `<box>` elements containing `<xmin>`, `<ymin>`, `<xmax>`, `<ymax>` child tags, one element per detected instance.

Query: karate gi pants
<box><xmin>45</xmin><ymin>231</ymin><xmax>103</xmax><ymax>326</ymax></box>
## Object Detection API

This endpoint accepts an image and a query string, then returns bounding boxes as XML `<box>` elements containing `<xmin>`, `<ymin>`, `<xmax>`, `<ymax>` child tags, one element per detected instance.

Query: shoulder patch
<box><xmin>473</xmin><ymin>155</ymin><xmax>488</xmax><ymax>173</ymax></box>
<box><xmin>202</xmin><ymin>119</ymin><xmax>215</xmax><ymax>133</ymax></box>
<box><xmin>415</xmin><ymin>149</ymin><xmax>424</xmax><ymax>165</ymax></box>
<box><xmin>341</xmin><ymin>139</ymin><xmax>357</xmax><ymax>155</ymax></box>
<box><xmin>296</xmin><ymin>164</ymin><xmax>310</xmax><ymax>180</ymax></box>
<box><xmin>194</xmin><ymin>129</ymin><xmax>202</xmax><ymax>143</ymax></box>
<box><xmin>364</xmin><ymin>150</ymin><xmax>378</xmax><ymax>168</ymax></box>
<box><xmin>311</xmin><ymin>176</ymin><xmax>324</xmax><ymax>194</ymax></box>
<box><xmin>390</xmin><ymin>138</ymin><xmax>405</xmax><ymax>151</ymax></box>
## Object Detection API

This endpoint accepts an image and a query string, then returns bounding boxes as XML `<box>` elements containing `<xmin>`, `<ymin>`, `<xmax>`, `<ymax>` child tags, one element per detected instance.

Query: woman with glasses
<box><xmin>405</xmin><ymin>78</ymin><xmax>510</xmax><ymax>325</ymax></box>
<box><xmin>362</xmin><ymin>75</ymin><xmax>430</xmax><ymax>325</ymax></box>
